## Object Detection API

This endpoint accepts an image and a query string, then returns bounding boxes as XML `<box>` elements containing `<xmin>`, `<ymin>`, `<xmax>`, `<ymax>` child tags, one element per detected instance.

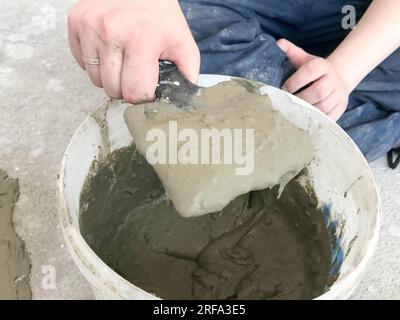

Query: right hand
<box><xmin>68</xmin><ymin>0</ymin><xmax>200</xmax><ymax>103</ymax></box>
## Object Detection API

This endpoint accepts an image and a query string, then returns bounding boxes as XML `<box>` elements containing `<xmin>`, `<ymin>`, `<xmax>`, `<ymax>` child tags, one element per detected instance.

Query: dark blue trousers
<box><xmin>180</xmin><ymin>0</ymin><xmax>400</xmax><ymax>161</ymax></box>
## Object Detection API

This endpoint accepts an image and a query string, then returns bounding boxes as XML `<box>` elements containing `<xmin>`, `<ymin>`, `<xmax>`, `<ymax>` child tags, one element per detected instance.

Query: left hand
<box><xmin>277</xmin><ymin>39</ymin><xmax>352</xmax><ymax>121</ymax></box>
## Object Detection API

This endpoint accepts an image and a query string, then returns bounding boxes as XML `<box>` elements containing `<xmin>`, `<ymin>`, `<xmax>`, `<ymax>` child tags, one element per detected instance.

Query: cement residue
<box><xmin>91</xmin><ymin>103</ymin><xmax>111</xmax><ymax>160</ymax></box>
<box><xmin>80</xmin><ymin>146</ymin><xmax>336</xmax><ymax>300</ymax></box>
<box><xmin>0</xmin><ymin>170</ymin><xmax>31</xmax><ymax>300</ymax></box>
<box><xmin>124</xmin><ymin>80</ymin><xmax>314</xmax><ymax>218</ymax></box>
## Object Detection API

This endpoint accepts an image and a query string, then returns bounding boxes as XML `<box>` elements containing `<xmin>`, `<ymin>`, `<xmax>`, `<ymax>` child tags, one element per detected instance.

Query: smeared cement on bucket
<box><xmin>79</xmin><ymin>146</ymin><xmax>338</xmax><ymax>300</ymax></box>
<box><xmin>0</xmin><ymin>170</ymin><xmax>31</xmax><ymax>300</ymax></box>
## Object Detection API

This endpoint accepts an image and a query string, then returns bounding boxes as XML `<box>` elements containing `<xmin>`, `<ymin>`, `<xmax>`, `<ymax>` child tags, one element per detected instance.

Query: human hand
<box><xmin>68</xmin><ymin>0</ymin><xmax>200</xmax><ymax>103</ymax></box>
<box><xmin>277</xmin><ymin>39</ymin><xmax>352</xmax><ymax>121</ymax></box>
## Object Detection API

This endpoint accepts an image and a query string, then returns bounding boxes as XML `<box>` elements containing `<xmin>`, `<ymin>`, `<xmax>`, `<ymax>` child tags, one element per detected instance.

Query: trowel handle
<box><xmin>158</xmin><ymin>60</ymin><xmax>179</xmax><ymax>77</ymax></box>
<box><xmin>156</xmin><ymin>61</ymin><xmax>200</xmax><ymax>107</ymax></box>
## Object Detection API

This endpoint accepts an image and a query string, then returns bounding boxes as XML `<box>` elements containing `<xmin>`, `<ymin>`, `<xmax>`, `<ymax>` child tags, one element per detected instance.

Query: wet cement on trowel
<box><xmin>124</xmin><ymin>80</ymin><xmax>314</xmax><ymax>218</ymax></box>
<box><xmin>0</xmin><ymin>170</ymin><xmax>31</xmax><ymax>299</ymax></box>
<box><xmin>80</xmin><ymin>146</ymin><xmax>336</xmax><ymax>299</ymax></box>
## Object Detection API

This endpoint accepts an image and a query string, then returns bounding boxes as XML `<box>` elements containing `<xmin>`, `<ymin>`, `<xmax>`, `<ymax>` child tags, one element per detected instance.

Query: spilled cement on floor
<box><xmin>0</xmin><ymin>169</ymin><xmax>31</xmax><ymax>300</ymax></box>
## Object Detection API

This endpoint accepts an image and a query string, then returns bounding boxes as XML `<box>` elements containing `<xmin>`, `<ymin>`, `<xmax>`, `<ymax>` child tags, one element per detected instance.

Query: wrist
<box><xmin>327</xmin><ymin>55</ymin><xmax>360</xmax><ymax>94</ymax></box>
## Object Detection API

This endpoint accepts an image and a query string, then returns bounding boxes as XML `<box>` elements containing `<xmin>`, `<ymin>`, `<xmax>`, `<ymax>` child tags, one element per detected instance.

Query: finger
<box><xmin>165</xmin><ymin>38</ymin><xmax>200</xmax><ymax>84</ymax></box>
<box><xmin>313</xmin><ymin>91</ymin><xmax>338</xmax><ymax>114</ymax></box>
<box><xmin>282</xmin><ymin>60</ymin><xmax>325</xmax><ymax>94</ymax></box>
<box><xmin>277</xmin><ymin>39</ymin><xmax>314</xmax><ymax>69</ymax></box>
<box><xmin>80</xmin><ymin>39</ymin><xmax>102</xmax><ymax>87</ymax></box>
<box><xmin>99</xmin><ymin>44</ymin><xmax>124</xmax><ymax>99</ymax></box>
<box><xmin>121</xmin><ymin>45</ymin><xmax>159</xmax><ymax>103</ymax></box>
<box><xmin>327</xmin><ymin>100</ymin><xmax>348</xmax><ymax>121</ymax></box>
<box><xmin>67</xmin><ymin>19</ymin><xmax>85</xmax><ymax>69</ymax></box>
<box><xmin>296</xmin><ymin>77</ymin><xmax>334</xmax><ymax>105</ymax></box>
<box><xmin>327</xmin><ymin>106</ymin><xmax>343</xmax><ymax>121</ymax></box>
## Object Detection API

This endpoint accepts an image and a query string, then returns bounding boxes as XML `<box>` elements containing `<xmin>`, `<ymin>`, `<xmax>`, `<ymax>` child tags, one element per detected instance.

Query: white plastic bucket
<box><xmin>58</xmin><ymin>75</ymin><xmax>380</xmax><ymax>300</ymax></box>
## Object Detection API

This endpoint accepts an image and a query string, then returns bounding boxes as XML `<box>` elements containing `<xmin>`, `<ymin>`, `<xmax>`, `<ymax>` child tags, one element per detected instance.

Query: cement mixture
<box><xmin>0</xmin><ymin>170</ymin><xmax>31</xmax><ymax>300</ymax></box>
<box><xmin>124</xmin><ymin>80</ymin><xmax>314</xmax><ymax>217</ymax></box>
<box><xmin>80</xmin><ymin>146</ymin><xmax>336</xmax><ymax>300</ymax></box>
<box><xmin>79</xmin><ymin>80</ymin><xmax>335</xmax><ymax>299</ymax></box>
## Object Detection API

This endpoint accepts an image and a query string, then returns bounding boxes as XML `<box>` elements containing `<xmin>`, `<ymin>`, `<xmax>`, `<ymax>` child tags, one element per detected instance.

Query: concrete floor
<box><xmin>0</xmin><ymin>0</ymin><xmax>399</xmax><ymax>300</ymax></box>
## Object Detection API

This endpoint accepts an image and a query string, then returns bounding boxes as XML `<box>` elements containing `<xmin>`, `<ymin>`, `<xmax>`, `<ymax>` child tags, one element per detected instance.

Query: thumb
<box><xmin>277</xmin><ymin>39</ymin><xmax>314</xmax><ymax>69</ymax></box>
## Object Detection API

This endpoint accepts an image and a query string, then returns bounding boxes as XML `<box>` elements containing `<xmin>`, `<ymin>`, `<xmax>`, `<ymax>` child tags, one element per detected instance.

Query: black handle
<box><xmin>388</xmin><ymin>147</ymin><xmax>400</xmax><ymax>169</ymax></box>
<box><xmin>155</xmin><ymin>61</ymin><xmax>200</xmax><ymax>107</ymax></box>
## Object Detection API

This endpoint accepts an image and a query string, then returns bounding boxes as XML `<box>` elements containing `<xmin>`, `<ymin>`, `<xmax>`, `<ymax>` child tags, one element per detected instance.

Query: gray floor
<box><xmin>0</xmin><ymin>0</ymin><xmax>399</xmax><ymax>300</ymax></box>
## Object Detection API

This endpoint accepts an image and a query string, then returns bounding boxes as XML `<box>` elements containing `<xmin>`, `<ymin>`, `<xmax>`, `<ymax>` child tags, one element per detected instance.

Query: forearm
<box><xmin>328</xmin><ymin>0</ymin><xmax>400</xmax><ymax>92</ymax></box>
